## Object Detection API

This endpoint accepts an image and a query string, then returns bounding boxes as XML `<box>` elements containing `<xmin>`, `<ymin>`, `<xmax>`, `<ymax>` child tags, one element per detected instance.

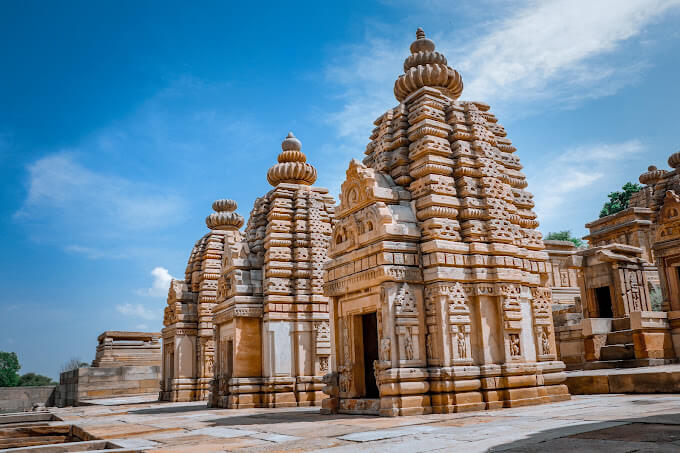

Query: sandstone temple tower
<box><xmin>322</xmin><ymin>29</ymin><xmax>570</xmax><ymax>416</ymax></box>
<box><xmin>160</xmin><ymin>199</ymin><xmax>244</xmax><ymax>402</ymax></box>
<box><xmin>210</xmin><ymin>133</ymin><xmax>336</xmax><ymax>408</ymax></box>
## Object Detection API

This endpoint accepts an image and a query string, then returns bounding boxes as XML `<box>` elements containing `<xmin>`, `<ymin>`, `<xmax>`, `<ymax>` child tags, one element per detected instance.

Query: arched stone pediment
<box><xmin>338</xmin><ymin>159</ymin><xmax>410</xmax><ymax>217</ymax></box>
<box><xmin>656</xmin><ymin>190</ymin><xmax>680</xmax><ymax>243</ymax></box>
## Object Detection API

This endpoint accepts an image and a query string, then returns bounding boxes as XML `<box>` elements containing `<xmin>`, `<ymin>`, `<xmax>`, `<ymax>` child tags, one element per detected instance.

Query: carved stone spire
<box><xmin>266</xmin><ymin>132</ymin><xmax>317</xmax><ymax>186</ymax></box>
<box><xmin>394</xmin><ymin>28</ymin><xmax>463</xmax><ymax>102</ymax></box>
<box><xmin>205</xmin><ymin>198</ymin><xmax>244</xmax><ymax>230</ymax></box>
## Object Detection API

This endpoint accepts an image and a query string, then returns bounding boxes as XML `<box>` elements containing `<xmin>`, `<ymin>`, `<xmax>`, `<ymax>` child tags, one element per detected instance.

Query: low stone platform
<box><xmin>43</xmin><ymin>393</ymin><xmax>680</xmax><ymax>452</ymax></box>
<box><xmin>55</xmin><ymin>365</ymin><xmax>160</xmax><ymax>407</ymax></box>
<box><xmin>566</xmin><ymin>364</ymin><xmax>680</xmax><ymax>395</ymax></box>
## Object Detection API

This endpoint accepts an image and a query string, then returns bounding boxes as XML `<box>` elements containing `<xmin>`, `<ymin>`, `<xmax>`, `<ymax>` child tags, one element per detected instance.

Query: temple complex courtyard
<box><xmin>36</xmin><ymin>394</ymin><xmax>680</xmax><ymax>452</ymax></box>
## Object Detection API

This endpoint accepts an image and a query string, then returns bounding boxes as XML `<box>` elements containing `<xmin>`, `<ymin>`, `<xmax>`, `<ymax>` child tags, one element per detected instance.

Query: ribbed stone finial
<box><xmin>639</xmin><ymin>165</ymin><xmax>666</xmax><ymax>186</ymax></box>
<box><xmin>669</xmin><ymin>151</ymin><xmax>680</xmax><ymax>170</ymax></box>
<box><xmin>395</xmin><ymin>27</ymin><xmax>463</xmax><ymax>102</ymax></box>
<box><xmin>205</xmin><ymin>198</ymin><xmax>244</xmax><ymax>230</ymax></box>
<box><xmin>267</xmin><ymin>132</ymin><xmax>317</xmax><ymax>186</ymax></box>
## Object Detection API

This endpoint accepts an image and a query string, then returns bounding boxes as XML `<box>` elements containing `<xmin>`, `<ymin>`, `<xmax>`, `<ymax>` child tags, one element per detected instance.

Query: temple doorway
<box><xmin>594</xmin><ymin>286</ymin><xmax>613</xmax><ymax>318</ymax></box>
<box><xmin>361</xmin><ymin>312</ymin><xmax>380</xmax><ymax>398</ymax></box>
<box><xmin>226</xmin><ymin>340</ymin><xmax>233</xmax><ymax>378</ymax></box>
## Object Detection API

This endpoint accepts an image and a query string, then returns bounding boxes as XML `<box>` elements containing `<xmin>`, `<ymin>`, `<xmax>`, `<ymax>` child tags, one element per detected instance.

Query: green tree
<box><xmin>545</xmin><ymin>230</ymin><xmax>584</xmax><ymax>247</ymax></box>
<box><xmin>599</xmin><ymin>182</ymin><xmax>643</xmax><ymax>218</ymax></box>
<box><xmin>0</xmin><ymin>351</ymin><xmax>20</xmax><ymax>387</ymax></box>
<box><xmin>18</xmin><ymin>372</ymin><xmax>56</xmax><ymax>386</ymax></box>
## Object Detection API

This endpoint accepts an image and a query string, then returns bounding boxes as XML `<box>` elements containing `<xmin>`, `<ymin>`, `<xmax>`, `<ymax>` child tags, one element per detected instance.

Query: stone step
<box><xmin>600</xmin><ymin>344</ymin><xmax>635</xmax><ymax>361</ymax></box>
<box><xmin>606</xmin><ymin>330</ymin><xmax>633</xmax><ymax>345</ymax></box>
<box><xmin>581</xmin><ymin>358</ymin><xmax>678</xmax><ymax>371</ymax></box>
<box><xmin>611</xmin><ymin>317</ymin><xmax>631</xmax><ymax>331</ymax></box>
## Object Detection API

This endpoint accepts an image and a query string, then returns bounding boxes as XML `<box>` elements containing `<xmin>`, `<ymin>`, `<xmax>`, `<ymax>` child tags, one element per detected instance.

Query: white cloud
<box><xmin>136</xmin><ymin>267</ymin><xmax>174</xmax><ymax>298</ymax></box>
<box><xmin>14</xmin><ymin>153</ymin><xmax>186</xmax><ymax>254</ymax></box>
<box><xmin>454</xmin><ymin>0</ymin><xmax>679</xmax><ymax>103</ymax></box>
<box><xmin>115</xmin><ymin>303</ymin><xmax>159</xmax><ymax>321</ymax></box>
<box><xmin>323</xmin><ymin>0</ymin><xmax>680</xmax><ymax>142</ymax></box>
<box><xmin>16</xmin><ymin>153</ymin><xmax>184</xmax><ymax>230</ymax></box>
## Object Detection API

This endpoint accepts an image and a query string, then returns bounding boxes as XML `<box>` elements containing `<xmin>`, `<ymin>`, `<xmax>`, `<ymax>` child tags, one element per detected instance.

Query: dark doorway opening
<box><xmin>361</xmin><ymin>312</ymin><xmax>380</xmax><ymax>398</ymax></box>
<box><xmin>226</xmin><ymin>340</ymin><xmax>234</xmax><ymax>378</ymax></box>
<box><xmin>594</xmin><ymin>286</ymin><xmax>613</xmax><ymax>318</ymax></box>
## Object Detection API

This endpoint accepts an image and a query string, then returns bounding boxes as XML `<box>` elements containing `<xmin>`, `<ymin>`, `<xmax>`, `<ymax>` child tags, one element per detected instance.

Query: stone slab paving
<box><xmin>47</xmin><ymin>394</ymin><xmax>680</xmax><ymax>452</ymax></box>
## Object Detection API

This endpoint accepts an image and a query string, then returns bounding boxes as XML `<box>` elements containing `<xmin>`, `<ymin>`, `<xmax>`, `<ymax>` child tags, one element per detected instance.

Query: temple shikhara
<box><xmin>322</xmin><ymin>29</ymin><xmax>569</xmax><ymax>416</ymax></box>
<box><xmin>209</xmin><ymin>133</ymin><xmax>336</xmax><ymax>408</ymax></box>
<box><xmin>160</xmin><ymin>199</ymin><xmax>245</xmax><ymax>402</ymax></box>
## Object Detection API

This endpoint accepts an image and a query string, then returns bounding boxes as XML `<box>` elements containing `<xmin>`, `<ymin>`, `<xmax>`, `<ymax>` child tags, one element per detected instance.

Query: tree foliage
<box><xmin>545</xmin><ymin>230</ymin><xmax>584</xmax><ymax>247</ymax></box>
<box><xmin>599</xmin><ymin>182</ymin><xmax>643</xmax><ymax>218</ymax></box>
<box><xmin>18</xmin><ymin>372</ymin><xmax>55</xmax><ymax>386</ymax></box>
<box><xmin>0</xmin><ymin>351</ymin><xmax>20</xmax><ymax>387</ymax></box>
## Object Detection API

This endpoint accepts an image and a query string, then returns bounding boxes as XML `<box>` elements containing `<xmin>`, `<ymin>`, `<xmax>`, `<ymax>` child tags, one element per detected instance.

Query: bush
<box><xmin>545</xmin><ymin>230</ymin><xmax>584</xmax><ymax>247</ymax></box>
<box><xmin>599</xmin><ymin>182</ymin><xmax>643</xmax><ymax>218</ymax></box>
<box><xmin>18</xmin><ymin>372</ymin><xmax>55</xmax><ymax>386</ymax></box>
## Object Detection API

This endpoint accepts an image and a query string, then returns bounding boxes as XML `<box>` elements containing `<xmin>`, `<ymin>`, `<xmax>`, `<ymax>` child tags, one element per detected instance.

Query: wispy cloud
<box><xmin>115</xmin><ymin>303</ymin><xmax>160</xmax><ymax>321</ymax></box>
<box><xmin>136</xmin><ymin>267</ymin><xmax>174</xmax><ymax>298</ymax></box>
<box><xmin>323</xmin><ymin>0</ymin><xmax>680</xmax><ymax>143</ymax></box>
<box><xmin>529</xmin><ymin>139</ymin><xmax>647</xmax><ymax>232</ymax></box>
<box><xmin>454</xmin><ymin>0</ymin><xmax>679</xmax><ymax>104</ymax></box>
<box><xmin>14</xmin><ymin>152</ymin><xmax>186</xmax><ymax>253</ymax></box>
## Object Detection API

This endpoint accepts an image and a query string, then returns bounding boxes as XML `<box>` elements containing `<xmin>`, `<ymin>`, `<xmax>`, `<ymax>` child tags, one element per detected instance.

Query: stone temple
<box><xmin>209</xmin><ymin>133</ymin><xmax>336</xmax><ymax>408</ymax></box>
<box><xmin>160</xmin><ymin>199</ymin><xmax>244</xmax><ymax>402</ymax></box>
<box><xmin>321</xmin><ymin>29</ymin><xmax>570</xmax><ymax>416</ymax></box>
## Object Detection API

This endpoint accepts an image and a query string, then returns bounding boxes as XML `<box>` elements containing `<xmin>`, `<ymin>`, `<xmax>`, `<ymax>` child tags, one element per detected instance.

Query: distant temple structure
<box><xmin>209</xmin><ymin>133</ymin><xmax>336</xmax><ymax>408</ymax></box>
<box><xmin>321</xmin><ymin>29</ymin><xmax>570</xmax><ymax>416</ymax></box>
<box><xmin>160</xmin><ymin>199</ymin><xmax>244</xmax><ymax>402</ymax></box>
<box><xmin>553</xmin><ymin>156</ymin><xmax>680</xmax><ymax>370</ymax></box>
<box><xmin>56</xmin><ymin>331</ymin><xmax>161</xmax><ymax>407</ymax></box>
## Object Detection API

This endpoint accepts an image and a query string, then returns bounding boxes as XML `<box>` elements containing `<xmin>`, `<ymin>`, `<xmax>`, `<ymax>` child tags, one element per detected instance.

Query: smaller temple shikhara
<box><xmin>160</xmin><ymin>198</ymin><xmax>244</xmax><ymax>402</ymax></box>
<box><xmin>208</xmin><ymin>133</ymin><xmax>336</xmax><ymax>408</ymax></box>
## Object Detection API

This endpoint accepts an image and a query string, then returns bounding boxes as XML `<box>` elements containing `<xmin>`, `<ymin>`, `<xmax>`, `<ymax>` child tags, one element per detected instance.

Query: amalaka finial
<box><xmin>267</xmin><ymin>132</ymin><xmax>317</xmax><ymax>186</ymax></box>
<box><xmin>395</xmin><ymin>27</ymin><xmax>463</xmax><ymax>101</ymax></box>
<box><xmin>206</xmin><ymin>198</ymin><xmax>244</xmax><ymax>230</ymax></box>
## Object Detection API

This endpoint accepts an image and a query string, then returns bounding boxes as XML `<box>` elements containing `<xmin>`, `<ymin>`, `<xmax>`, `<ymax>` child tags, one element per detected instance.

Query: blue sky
<box><xmin>1</xmin><ymin>0</ymin><xmax>679</xmax><ymax>379</ymax></box>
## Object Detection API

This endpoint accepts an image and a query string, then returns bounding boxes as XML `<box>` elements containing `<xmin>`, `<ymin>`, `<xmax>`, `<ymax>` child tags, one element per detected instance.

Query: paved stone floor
<box><xmin>51</xmin><ymin>394</ymin><xmax>680</xmax><ymax>452</ymax></box>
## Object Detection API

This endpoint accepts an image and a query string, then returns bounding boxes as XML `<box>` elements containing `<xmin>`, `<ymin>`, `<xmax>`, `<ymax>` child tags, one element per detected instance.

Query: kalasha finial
<box><xmin>267</xmin><ymin>132</ymin><xmax>317</xmax><ymax>186</ymax></box>
<box><xmin>395</xmin><ymin>28</ymin><xmax>463</xmax><ymax>102</ymax></box>
<box><xmin>205</xmin><ymin>198</ymin><xmax>244</xmax><ymax>230</ymax></box>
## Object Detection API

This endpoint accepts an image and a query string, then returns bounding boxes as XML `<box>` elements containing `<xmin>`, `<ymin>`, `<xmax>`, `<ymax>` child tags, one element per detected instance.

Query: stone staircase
<box><xmin>584</xmin><ymin>318</ymin><xmax>676</xmax><ymax>370</ymax></box>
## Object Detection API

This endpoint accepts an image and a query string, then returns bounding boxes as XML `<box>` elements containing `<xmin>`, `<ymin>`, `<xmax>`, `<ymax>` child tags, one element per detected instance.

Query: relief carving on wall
<box><xmin>538</xmin><ymin>327</ymin><xmax>551</xmax><ymax>356</ymax></box>
<box><xmin>509</xmin><ymin>333</ymin><xmax>521</xmax><ymax>358</ymax></box>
